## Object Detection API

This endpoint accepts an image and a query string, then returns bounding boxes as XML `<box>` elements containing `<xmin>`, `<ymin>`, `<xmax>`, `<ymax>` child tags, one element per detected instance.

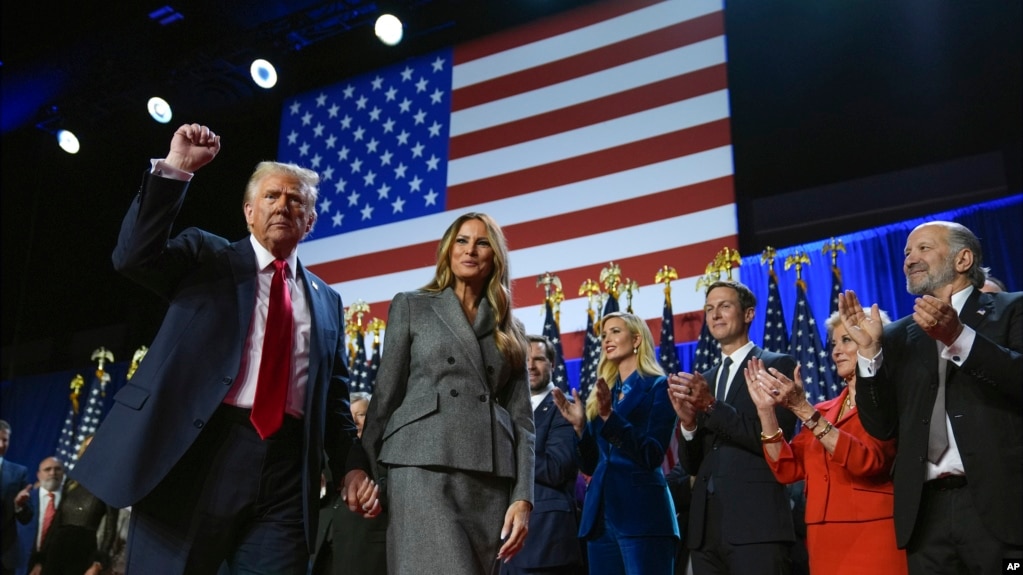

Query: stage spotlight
<box><xmin>375</xmin><ymin>14</ymin><xmax>404</xmax><ymax>46</ymax></box>
<box><xmin>56</xmin><ymin>129</ymin><xmax>80</xmax><ymax>154</ymax></box>
<box><xmin>250</xmin><ymin>58</ymin><xmax>278</xmax><ymax>89</ymax></box>
<box><xmin>147</xmin><ymin>97</ymin><xmax>174</xmax><ymax>123</ymax></box>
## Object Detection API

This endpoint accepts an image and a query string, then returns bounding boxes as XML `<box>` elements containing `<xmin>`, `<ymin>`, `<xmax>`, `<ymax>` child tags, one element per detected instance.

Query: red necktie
<box><xmin>250</xmin><ymin>259</ymin><xmax>294</xmax><ymax>439</ymax></box>
<box><xmin>40</xmin><ymin>491</ymin><xmax>56</xmax><ymax>547</ymax></box>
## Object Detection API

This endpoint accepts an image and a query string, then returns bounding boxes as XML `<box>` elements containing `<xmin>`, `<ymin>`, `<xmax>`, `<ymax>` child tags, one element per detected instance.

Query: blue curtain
<box><xmin>3</xmin><ymin>194</ymin><xmax>1020</xmax><ymax>473</ymax></box>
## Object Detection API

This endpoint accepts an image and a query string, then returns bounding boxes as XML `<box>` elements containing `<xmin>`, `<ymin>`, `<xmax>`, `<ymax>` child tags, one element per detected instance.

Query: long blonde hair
<box><xmin>423</xmin><ymin>212</ymin><xmax>527</xmax><ymax>366</ymax></box>
<box><xmin>585</xmin><ymin>311</ymin><xmax>664</xmax><ymax>420</ymax></box>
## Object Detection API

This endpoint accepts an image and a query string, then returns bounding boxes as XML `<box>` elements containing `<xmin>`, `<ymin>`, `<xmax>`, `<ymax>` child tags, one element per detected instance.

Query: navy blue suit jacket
<box><xmin>1</xmin><ymin>460</ymin><xmax>31</xmax><ymax>572</ymax></box>
<box><xmin>577</xmin><ymin>371</ymin><xmax>679</xmax><ymax>541</ymax></box>
<box><xmin>70</xmin><ymin>172</ymin><xmax>367</xmax><ymax>551</ymax></box>
<box><xmin>13</xmin><ymin>486</ymin><xmax>44</xmax><ymax>575</ymax></box>
<box><xmin>679</xmin><ymin>346</ymin><xmax>797</xmax><ymax>548</ymax></box>
<box><xmin>503</xmin><ymin>392</ymin><xmax>582</xmax><ymax>571</ymax></box>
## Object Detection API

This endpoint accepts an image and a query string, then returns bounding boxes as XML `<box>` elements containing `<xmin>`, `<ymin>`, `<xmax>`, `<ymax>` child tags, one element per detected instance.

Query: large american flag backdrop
<box><xmin>278</xmin><ymin>0</ymin><xmax>737</xmax><ymax>357</ymax></box>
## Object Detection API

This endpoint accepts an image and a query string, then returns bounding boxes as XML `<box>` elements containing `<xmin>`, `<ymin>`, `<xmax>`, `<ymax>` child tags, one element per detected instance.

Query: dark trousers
<box><xmin>907</xmin><ymin>480</ymin><xmax>1023</xmax><ymax>575</ymax></box>
<box><xmin>126</xmin><ymin>405</ymin><xmax>307</xmax><ymax>575</ymax></box>
<box><xmin>690</xmin><ymin>493</ymin><xmax>791</xmax><ymax>575</ymax></box>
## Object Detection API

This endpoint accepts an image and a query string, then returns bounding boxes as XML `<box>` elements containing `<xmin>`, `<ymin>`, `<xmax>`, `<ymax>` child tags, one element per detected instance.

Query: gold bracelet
<box><xmin>814</xmin><ymin>421</ymin><xmax>834</xmax><ymax>440</ymax></box>
<box><xmin>760</xmin><ymin>428</ymin><xmax>784</xmax><ymax>443</ymax></box>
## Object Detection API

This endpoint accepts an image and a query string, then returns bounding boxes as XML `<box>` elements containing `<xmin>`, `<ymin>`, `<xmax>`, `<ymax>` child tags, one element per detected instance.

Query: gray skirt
<box><xmin>387</xmin><ymin>466</ymin><xmax>511</xmax><ymax>575</ymax></box>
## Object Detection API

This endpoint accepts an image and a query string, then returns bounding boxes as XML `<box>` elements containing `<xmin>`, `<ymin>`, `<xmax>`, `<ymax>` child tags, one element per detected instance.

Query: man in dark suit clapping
<box><xmin>501</xmin><ymin>336</ymin><xmax>583</xmax><ymax>575</ymax></box>
<box><xmin>839</xmin><ymin>221</ymin><xmax>1022</xmax><ymax>574</ymax></box>
<box><xmin>667</xmin><ymin>281</ymin><xmax>797</xmax><ymax>575</ymax></box>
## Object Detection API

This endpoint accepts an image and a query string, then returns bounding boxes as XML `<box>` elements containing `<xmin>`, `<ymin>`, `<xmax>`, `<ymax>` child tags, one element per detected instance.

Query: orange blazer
<box><xmin>765</xmin><ymin>387</ymin><xmax>897</xmax><ymax>524</ymax></box>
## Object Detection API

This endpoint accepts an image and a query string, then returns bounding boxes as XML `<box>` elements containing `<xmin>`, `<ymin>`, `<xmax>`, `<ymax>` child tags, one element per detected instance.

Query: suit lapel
<box><xmin>431</xmin><ymin>289</ymin><xmax>489</xmax><ymax>384</ymax></box>
<box><xmin>227</xmin><ymin>239</ymin><xmax>258</xmax><ymax>343</ymax></box>
<box><xmin>614</xmin><ymin>373</ymin><xmax>649</xmax><ymax>417</ymax></box>
<box><xmin>724</xmin><ymin>346</ymin><xmax>760</xmax><ymax>404</ymax></box>
<box><xmin>297</xmin><ymin>262</ymin><xmax>328</xmax><ymax>416</ymax></box>
<box><xmin>961</xmin><ymin>288</ymin><xmax>991</xmax><ymax>330</ymax></box>
<box><xmin>534</xmin><ymin>393</ymin><xmax>555</xmax><ymax>426</ymax></box>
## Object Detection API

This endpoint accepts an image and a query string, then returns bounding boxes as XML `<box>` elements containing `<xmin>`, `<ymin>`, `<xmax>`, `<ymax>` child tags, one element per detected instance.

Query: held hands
<box><xmin>165</xmin><ymin>123</ymin><xmax>221</xmax><ymax>173</ymax></box>
<box><xmin>837</xmin><ymin>290</ymin><xmax>882</xmax><ymax>357</ymax></box>
<box><xmin>341</xmin><ymin>469</ymin><xmax>382</xmax><ymax>519</ymax></box>
<box><xmin>551</xmin><ymin>387</ymin><xmax>585</xmax><ymax>436</ymax></box>
<box><xmin>497</xmin><ymin>500</ymin><xmax>531</xmax><ymax>563</ymax></box>
<box><xmin>913</xmin><ymin>284</ymin><xmax>964</xmax><ymax>346</ymax></box>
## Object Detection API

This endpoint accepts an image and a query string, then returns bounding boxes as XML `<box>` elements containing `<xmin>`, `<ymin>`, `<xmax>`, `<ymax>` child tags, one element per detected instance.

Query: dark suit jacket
<box><xmin>679</xmin><ymin>346</ymin><xmax>797</xmax><ymax>548</ymax></box>
<box><xmin>70</xmin><ymin>172</ymin><xmax>367</xmax><ymax>552</ymax></box>
<box><xmin>503</xmin><ymin>392</ymin><xmax>583</xmax><ymax>572</ymax></box>
<box><xmin>577</xmin><ymin>371</ymin><xmax>679</xmax><ymax>541</ymax></box>
<box><xmin>1</xmin><ymin>460</ymin><xmax>31</xmax><ymax>572</ymax></box>
<box><xmin>14</xmin><ymin>487</ymin><xmax>46</xmax><ymax>575</ymax></box>
<box><xmin>856</xmin><ymin>288</ymin><xmax>1023</xmax><ymax>547</ymax></box>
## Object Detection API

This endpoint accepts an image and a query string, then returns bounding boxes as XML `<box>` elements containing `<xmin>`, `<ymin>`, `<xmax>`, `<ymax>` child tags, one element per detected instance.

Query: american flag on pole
<box><xmin>691</xmin><ymin>320</ymin><xmax>720</xmax><ymax>375</ymax></box>
<box><xmin>788</xmin><ymin>280</ymin><xmax>835</xmax><ymax>403</ymax></box>
<box><xmin>72</xmin><ymin>373</ymin><xmax>109</xmax><ymax>468</ymax></box>
<box><xmin>279</xmin><ymin>0</ymin><xmax>737</xmax><ymax>350</ymax></box>
<box><xmin>55</xmin><ymin>377</ymin><xmax>81</xmax><ymax>468</ymax></box>
<box><xmin>658</xmin><ymin>295</ymin><xmax>681</xmax><ymax>375</ymax></box>
<box><xmin>349</xmin><ymin>333</ymin><xmax>370</xmax><ymax>393</ymax></box>
<box><xmin>540</xmin><ymin>301</ymin><xmax>571</xmax><ymax>392</ymax></box>
<box><xmin>364</xmin><ymin>332</ymin><xmax>381</xmax><ymax>394</ymax></box>
<box><xmin>577</xmin><ymin>309</ymin><xmax>601</xmax><ymax>401</ymax></box>
<box><xmin>825</xmin><ymin>264</ymin><xmax>843</xmax><ymax>394</ymax></box>
<box><xmin>657</xmin><ymin>290</ymin><xmax>681</xmax><ymax>476</ymax></box>
<box><xmin>762</xmin><ymin>268</ymin><xmax>790</xmax><ymax>354</ymax></box>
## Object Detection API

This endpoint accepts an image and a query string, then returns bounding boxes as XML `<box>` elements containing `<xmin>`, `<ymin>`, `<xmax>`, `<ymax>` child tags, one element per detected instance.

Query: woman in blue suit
<box><xmin>553</xmin><ymin>311</ymin><xmax>679</xmax><ymax>574</ymax></box>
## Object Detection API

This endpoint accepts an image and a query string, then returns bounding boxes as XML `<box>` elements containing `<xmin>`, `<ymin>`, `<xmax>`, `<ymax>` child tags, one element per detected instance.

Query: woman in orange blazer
<box><xmin>744</xmin><ymin>311</ymin><xmax>907</xmax><ymax>575</ymax></box>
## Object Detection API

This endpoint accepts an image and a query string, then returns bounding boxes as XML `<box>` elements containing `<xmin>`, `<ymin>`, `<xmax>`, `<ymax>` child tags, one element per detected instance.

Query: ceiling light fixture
<box><xmin>375</xmin><ymin>14</ymin><xmax>404</xmax><ymax>46</ymax></box>
<box><xmin>250</xmin><ymin>58</ymin><xmax>279</xmax><ymax>89</ymax></box>
<box><xmin>147</xmin><ymin>97</ymin><xmax>174</xmax><ymax>123</ymax></box>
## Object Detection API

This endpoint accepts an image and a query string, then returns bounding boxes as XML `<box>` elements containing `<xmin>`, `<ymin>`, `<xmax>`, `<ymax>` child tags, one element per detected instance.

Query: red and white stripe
<box><xmin>301</xmin><ymin>0</ymin><xmax>736</xmax><ymax>349</ymax></box>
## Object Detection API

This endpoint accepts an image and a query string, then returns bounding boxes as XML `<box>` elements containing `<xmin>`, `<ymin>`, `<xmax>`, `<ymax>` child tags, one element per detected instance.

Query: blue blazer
<box><xmin>576</xmin><ymin>371</ymin><xmax>679</xmax><ymax>540</ymax></box>
<box><xmin>503</xmin><ymin>392</ymin><xmax>583</xmax><ymax>571</ymax></box>
<box><xmin>14</xmin><ymin>486</ymin><xmax>44</xmax><ymax>575</ymax></box>
<box><xmin>70</xmin><ymin>172</ymin><xmax>366</xmax><ymax>552</ymax></box>
<box><xmin>1</xmin><ymin>459</ymin><xmax>31</xmax><ymax>572</ymax></box>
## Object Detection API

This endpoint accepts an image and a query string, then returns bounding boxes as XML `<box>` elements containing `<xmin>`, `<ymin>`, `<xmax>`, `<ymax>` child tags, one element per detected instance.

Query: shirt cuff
<box><xmin>680</xmin><ymin>421</ymin><xmax>698</xmax><ymax>441</ymax></box>
<box><xmin>857</xmin><ymin>348</ymin><xmax>883</xmax><ymax>377</ymax></box>
<box><xmin>150</xmin><ymin>158</ymin><xmax>193</xmax><ymax>181</ymax></box>
<box><xmin>940</xmin><ymin>325</ymin><xmax>975</xmax><ymax>365</ymax></box>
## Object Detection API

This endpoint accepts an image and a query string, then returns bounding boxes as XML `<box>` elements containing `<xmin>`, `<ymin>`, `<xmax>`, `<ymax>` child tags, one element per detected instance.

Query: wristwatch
<box><xmin>803</xmin><ymin>410</ymin><xmax>822</xmax><ymax>430</ymax></box>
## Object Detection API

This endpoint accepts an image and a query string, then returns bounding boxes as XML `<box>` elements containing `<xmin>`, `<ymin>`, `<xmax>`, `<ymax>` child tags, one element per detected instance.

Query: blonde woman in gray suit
<box><xmin>361</xmin><ymin>212</ymin><xmax>535</xmax><ymax>575</ymax></box>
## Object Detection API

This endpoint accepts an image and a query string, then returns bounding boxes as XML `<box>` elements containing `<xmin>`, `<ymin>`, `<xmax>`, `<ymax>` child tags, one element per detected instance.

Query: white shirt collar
<box><xmin>951</xmin><ymin>284</ymin><xmax>973</xmax><ymax>314</ymax></box>
<box><xmin>723</xmin><ymin>340</ymin><xmax>757</xmax><ymax>365</ymax></box>
<box><xmin>530</xmin><ymin>382</ymin><xmax>554</xmax><ymax>411</ymax></box>
<box><xmin>249</xmin><ymin>235</ymin><xmax>298</xmax><ymax>276</ymax></box>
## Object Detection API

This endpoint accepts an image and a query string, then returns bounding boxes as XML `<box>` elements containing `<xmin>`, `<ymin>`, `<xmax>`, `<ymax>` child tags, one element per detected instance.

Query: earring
<box><xmin>633</xmin><ymin>346</ymin><xmax>638</xmax><ymax>355</ymax></box>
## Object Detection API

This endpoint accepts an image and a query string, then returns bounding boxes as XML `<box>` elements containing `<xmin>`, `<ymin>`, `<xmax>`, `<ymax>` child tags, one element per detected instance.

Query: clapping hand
<box><xmin>837</xmin><ymin>290</ymin><xmax>882</xmax><ymax>357</ymax></box>
<box><xmin>552</xmin><ymin>387</ymin><xmax>585</xmax><ymax>436</ymax></box>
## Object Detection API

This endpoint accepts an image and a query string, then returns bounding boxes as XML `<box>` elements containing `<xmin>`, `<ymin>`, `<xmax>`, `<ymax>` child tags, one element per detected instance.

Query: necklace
<box><xmin>837</xmin><ymin>393</ymin><xmax>855</xmax><ymax>419</ymax></box>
